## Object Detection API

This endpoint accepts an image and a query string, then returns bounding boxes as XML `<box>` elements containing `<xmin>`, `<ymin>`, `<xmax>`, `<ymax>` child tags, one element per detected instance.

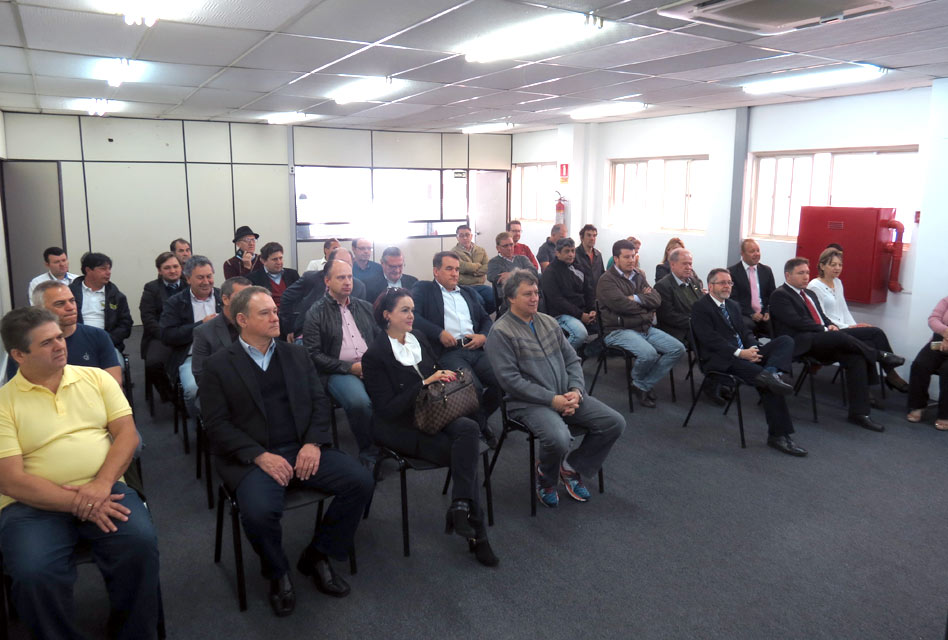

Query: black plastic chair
<box><xmin>681</xmin><ymin>320</ymin><xmax>747</xmax><ymax>448</ymax></box>
<box><xmin>667</xmin><ymin>339</ymin><xmax>697</xmax><ymax>403</ymax></box>
<box><xmin>214</xmin><ymin>483</ymin><xmax>357</xmax><ymax>612</ymax></box>
<box><xmin>366</xmin><ymin>443</ymin><xmax>494</xmax><ymax>557</ymax></box>
<box><xmin>172</xmin><ymin>380</ymin><xmax>191</xmax><ymax>455</ymax></box>
<box><xmin>489</xmin><ymin>397</ymin><xmax>604</xmax><ymax>516</ymax></box>
<box><xmin>121</xmin><ymin>352</ymin><xmax>134</xmax><ymax>415</ymax></box>
<box><xmin>195</xmin><ymin>415</ymin><xmax>214</xmax><ymax>510</ymax></box>
<box><xmin>588</xmin><ymin>302</ymin><xmax>636</xmax><ymax>412</ymax></box>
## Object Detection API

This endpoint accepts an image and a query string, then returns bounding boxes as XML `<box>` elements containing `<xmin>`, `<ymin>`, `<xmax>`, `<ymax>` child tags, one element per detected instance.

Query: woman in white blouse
<box><xmin>807</xmin><ymin>247</ymin><xmax>908</xmax><ymax>392</ymax></box>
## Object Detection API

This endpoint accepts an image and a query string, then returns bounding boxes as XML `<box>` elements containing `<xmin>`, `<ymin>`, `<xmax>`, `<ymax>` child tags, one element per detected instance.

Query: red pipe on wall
<box><xmin>881</xmin><ymin>219</ymin><xmax>904</xmax><ymax>293</ymax></box>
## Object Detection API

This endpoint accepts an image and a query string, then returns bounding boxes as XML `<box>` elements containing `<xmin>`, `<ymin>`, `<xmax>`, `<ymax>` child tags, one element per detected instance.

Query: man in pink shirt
<box><xmin>302</xmin><ymin>259</ymin><xmax>379</xmax><ymax>466</ymax></box>
<box><xmin>508</xmin><ymin>220</ymin><xmax>539</xmax><ymax>270</ymax></box>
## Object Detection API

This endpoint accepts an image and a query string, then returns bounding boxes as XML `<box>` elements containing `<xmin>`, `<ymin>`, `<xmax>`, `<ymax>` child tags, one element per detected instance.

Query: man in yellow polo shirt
<box><xmin>0</xmin><ymin>307</ymin><xmax>159</xmax><ymax>639</ymax></box>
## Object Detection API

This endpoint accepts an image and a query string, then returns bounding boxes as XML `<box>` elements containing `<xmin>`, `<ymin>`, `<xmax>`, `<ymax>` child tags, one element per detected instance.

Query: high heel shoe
<box><xmin>469</xmin><ymin>538</ymin><xmax>499</xmax><ymax>567</ymax></box>
<box><xmin>445</xmin><ymin>500</ymin><xmax>477</xmax><ymax>539</ymax></box>
<box><xmin>884</xmin><ymin>369</ymin><xmax>909</xmax><ymax>393</ymax></box>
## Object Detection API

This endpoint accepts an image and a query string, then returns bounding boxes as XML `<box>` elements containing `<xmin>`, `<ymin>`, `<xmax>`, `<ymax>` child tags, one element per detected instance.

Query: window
<box><xmin>511</xmin><ymin>163</ymin><xmax>559</xmax><ymax>223</ymax></box>
<box><xmin>748</xmin><ymin>148</ymin><xmax>920</xmax><ymax>242</ymax></box>
<box><xmin>294</xmin><ymin>166</ymin><xmax>508</xmax><ymax>242</ymax></box>
<box><xmin>609</xmin><ymin>157</ymin><xmax>709</xmax><ymax>231</ymax></box>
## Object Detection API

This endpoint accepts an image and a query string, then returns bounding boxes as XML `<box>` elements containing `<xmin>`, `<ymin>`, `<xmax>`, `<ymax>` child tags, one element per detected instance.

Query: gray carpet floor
<box><xmin>6</xmin><ymin>327</ymin><xmax>948</xmax><ymax>639</ymax></box>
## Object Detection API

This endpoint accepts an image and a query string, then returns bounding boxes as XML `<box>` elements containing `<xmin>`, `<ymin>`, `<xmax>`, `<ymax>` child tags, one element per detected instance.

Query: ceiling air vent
<box><xmin>658</xmin><ymin>0</ymin><xmax>894</xmax><ymax>36</ymax></box>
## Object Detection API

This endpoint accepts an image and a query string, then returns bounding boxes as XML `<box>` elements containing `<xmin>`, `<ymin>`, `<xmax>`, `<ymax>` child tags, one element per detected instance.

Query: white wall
<box><xmin>1</xmin><ymin>114</ymin><xmax>512</xmax><ymax>321</ymax></box>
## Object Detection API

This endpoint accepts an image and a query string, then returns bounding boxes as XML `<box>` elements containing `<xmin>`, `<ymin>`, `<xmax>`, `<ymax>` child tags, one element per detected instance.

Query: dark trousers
<box><xmin>144</xmin><ymin>340</ymin><xmax>174</xmax><ymax>398</ymax></box>
<box><xmin>234</xmin><ymin>446</ymin><xmax>374</xmax><ymax>580</ymax></box>
<box><xmin>741</xmin><ymin>314</ymin><xmax>772</xmax><ymax>337</ymax></box>
<box><xmin>806</xmin><ymin>331</ymin><xmax>878</xmax><ymax>416</ymax></box>
<box><xmin>908</xmin><ymin>341</ymin><xmax>948</xmax><ymax>419</ymax></box>
<box><xmin>438</xmin><ymin>348</ymin><xmax>500</xmax><ymax>419</ymax></box>
<box><xmin>0</xmin><ymin>482</ymin><xmax>160</xmax><ymax>640</ymax></box>
<box><xmin>842</xmin><ymin>325</ymin><xmax>893</xmax><ymax>354</ymax></box>
<box><xmin>724</xmin><ymin>335</ymin><xmax>794</xmax><ymax>437</ymax></box>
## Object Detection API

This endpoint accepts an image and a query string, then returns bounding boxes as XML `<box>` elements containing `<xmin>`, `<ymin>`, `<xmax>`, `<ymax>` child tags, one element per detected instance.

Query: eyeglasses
<box><xmin>710</xmin><ymin>280</ymin><xmax>733</xmax><ymax>286</ymax></box>
<box><xmin>498</xmin><ymin>242</ymin><xmax>514</xmax><ymax>248</ymax></box>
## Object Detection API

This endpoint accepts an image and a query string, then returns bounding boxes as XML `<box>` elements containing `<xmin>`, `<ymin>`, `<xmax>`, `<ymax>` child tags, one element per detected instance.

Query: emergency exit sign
<box><xmin>560</xmin><ymin>163</ymin><xmax>569</xmax><ymax>183</ymax></box>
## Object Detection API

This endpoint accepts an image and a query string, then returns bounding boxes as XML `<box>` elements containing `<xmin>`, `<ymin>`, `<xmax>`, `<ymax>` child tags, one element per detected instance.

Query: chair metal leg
<box><xmin>878</xmin><ymin>362</ymin><xmax>886</xmax><ymax>399</ymax></box>
<box><xmin>204</xmin><ymin>433</ymin><xmax>214</xmax><ymax>510</ymax></box>
<box><xmin>682</xmin><ymin>378</ymin><xmax>709</xmax><ymax>428</ymax></box>
<box><xmin>487</xmin><ymin>427</ymin><xmax>510</xmax><ymax>478</ymax></box>
<box><xmin>669</xmin><ymin>368</ymin><xmax>677</xmax><ymax>403</ymax></box>
<box><xmin>156</xmin><ymin>582</ymin><xmax>166</xmax><ymax>639</ymax></box>
<box><xmin>597</xmin><ymin>467</ymin><xmax>604</xmax><ymax>494</ymax></box>
<box><xmin>588</xmin><ymin>355</ymin><xmax>605</xmax><ymax>394</ymax></box>
<box><xmin>625</xmin><ymin>355</ymin><xmax>634</xmax><ymax>413</ymax></box>
<box><xmin>231</xmin><ymin>503</ymin><xmax>247</xmax><ymax>611</ymax></box>
<box><xmin>330</xmin><ymin>405</ymin><xmax>339</xmax><ymax>448</ymax></box>
<box><xmin>214</xmin><ymin>486</ymin><xmax>225</xmax><ymax>563</ymax></box>
<box><xmin>482</xmin><ymin>451</ymin><xmax>494</xmax><ymax>527</ymax></box>
<box><xmin>441</xmin><ymin>468</ymin><xmax>451</xmax><ymax>495</ymax></box>
<box><xmin>529</xmin><ymin>435</ymin><xmax>537</xmax><ymax>517</ymax></box>
<box><xmin>195</xmin><ymin>422</ymin><xmax>203</xmax><ymax>479</ymax></box>
<box><xmin>348</xmin><ymin>549</ymin><xmax>357</xmax><ymax>576</ymax></box>
<box><xmin>181</xmin><ymin>412</ymin><xmax>190</xmax><ymax>455</ymax></box>
<box><xmin>808</xmin><ymin>368</ymin><xmax>819</xmax><ymax>423</ymax></box>
<box><xmin>735</xmin><ymin>386</ymin><xmax>746</xmax><ymax>449</ymax></box>
<box><xmin>687</xmin><ymin>351</ymin><xmax>697</xmax><ymax>401</ymax></box>
<box><xmin>399</xmin><ymin>466</ymin><xmax>410</xmax><ymax>557</ymax></box>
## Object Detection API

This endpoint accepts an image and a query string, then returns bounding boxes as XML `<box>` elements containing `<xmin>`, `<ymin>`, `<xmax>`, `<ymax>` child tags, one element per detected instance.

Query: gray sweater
<box><xmin>485</xmin><ymin>310</ymin><xmax>585</xmax><ymax>411</ymax></box>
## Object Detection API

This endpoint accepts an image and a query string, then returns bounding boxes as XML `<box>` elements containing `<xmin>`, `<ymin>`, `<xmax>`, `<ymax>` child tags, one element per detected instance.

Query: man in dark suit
<box><xmin>363</xmin><ymin>246</ymin><xmax>419</xmax><ymax>305</ymax></box>
<box><xmin>248</xmin><ymin>242</ymin><xmax>300</xmax><ymax>311</ymax></box>
<box><xmin>769</xmin><ymin>257</ymin><xmax>904</xmax><ymax>433</ymax></box>
<box><xmin>159</xmin><ymin>256</ymin><xmax>222</xmax><ymax>415</ymax></box>
<box><xmin>692</xmin><ymin>268</ymin><xmax>806</xmax><ymax>456</ymax></box>
<box><xmin>140</xmin><ymin>251</ymin><xmax>185</xmax><ymax>402</ymax></box>
<box><xmin>655</xmin><ymin>248</ymin><xmax>704</xmax><ymax>343</ymax></box>
<box><xmin>279</xmin><ymin>249</ymin><xmax>367</xmax><ymax>342</ymax></box>
<box><xmin>69</xmin><ymin>252</ymin><xmax>133</xmax><ymax>355</ymax></box>
<box><xmin>191</xmin><ymin>276</ymin><xmax>252</xmax><ymax>387</ymax></box>
<box><xmin>728</xmin><ymin>239</ymin><xmax>776</xmax><ymax>335</ymax></box>
<box><xmin>200</xmin><ymin>286</ymin><xmax>373</xmax><ymax>617</ymax></box>
<box><xmin>412</xmin><ymin>251</ymin><xmax>499</xmax><ymax>441</ymax></box>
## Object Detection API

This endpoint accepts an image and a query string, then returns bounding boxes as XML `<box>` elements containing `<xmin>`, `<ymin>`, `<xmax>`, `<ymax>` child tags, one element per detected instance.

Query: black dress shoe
<box><xmin>469</xmin><ymin>538</ymin><xmax>499</xmax><ymax>567</ymax></box>
<box><xmin>703</xmin><ymin>385</ymin><xmax>726</xmax><ymax>406</ymax></box>
<box><xmin>848</xmin><ymin>414</ymin><xmax>885</xmax><ymax>432</ymax></box>
<box><xmin>869</xmin><ymin>393</ymin><xmax>884</xmax><ymax>410</ymax></box>
<box><xmin>631</xmin><ymin>385</ymin><xmax>656</xmax><ymax>408</ymax></box>
<box><xmin>269</xmin><ymin>574</ymin><xmax>295</xmax><ymax>617</ymax></box>
<box><xmin>646</xmin><ymin>389</ymin><xmax>657</xmax><ymax>401</ymax></box>
<box><xmin>445</xmin><ymin>500</ymin><xmax>478</xmax><ymax>539</ymax></box>
<box><xmin>767</xmin><ymin>435</ymin><xmax>808</xmax><ymax>457</ymax></box>
<box><xmin>878</xmin><ymin>351</ymin><xmax>905</xmax><ymax>369</ymax></box>
<box><xmin>297</xmin><ymin>550</ymin><xmax>351</xmax><ymax>597</ymax></box>
<box><xmin>753</xmin><ymin>371</ymin><xmax>794</xmax><ymax>396</ymax></box>
<box><xmin>884</xmin><ymin>369</ymin><xmax>909</xmax><ymax>393</ymax></box>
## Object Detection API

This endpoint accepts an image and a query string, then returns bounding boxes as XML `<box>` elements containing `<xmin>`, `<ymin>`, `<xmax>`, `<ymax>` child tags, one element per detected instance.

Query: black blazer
<box><xmin>769</xmin><ymin>284</ymin><xmax>831</xmax><ymax>356</ymax></box>
<box><xmin>279</xmin><ymin>270</ymin><xmax>368</xmax><ymax>337</ymax></box>
<box><xmin>191</xmin><ymin>313</ymin><xmax>236</xmax><ymax>387</ymax></box>
<box><xmin>69</xmin><ymin>277</ymin><xmax>133</xmax><ymax>352</ymax></box>
<box><xmin>200</xmin><ymin>340</ymin><xmax>332</xmax><ymax>489</ymax></box>
<box><xmin>158</xmin><ymin>287</ymin><xmax>223</xmax><ymax>372</ymax></box>
<box><xmin>654</xmin><ymin>273</ymin><xmax>704</xmax><ymax>342</ymax></box>
<box><xmin>362</xmin><ymin>330</ymin><xmax>439</xmax><ymax>457</ymax></box>
<box><xmin>410</xmin><ymin>280</ymin><xmax>492</xmax><ymax>356</ymax></box>
<box><xmin>728</xmin><ymin>261</ymin><xmax>776</xmax><ymax>319</ymax></box>
<box><xmin>363</xmin><ymin>273</ymin><xmax>419</xmax><ymax>307</ymax></box>
<box><xmin>138</xmin><ymin>278</ymin><xmax>178</xmax><ymax>358</ymax></box>
<box><xmin>248</xmin><ymin>268</ymin><xmax>301</xmax><ymax>296</ymax></box>
<box><xmin>691</xmin><ymin>294</ymin><xmax>758</xmax><ymax>373</ymax></box>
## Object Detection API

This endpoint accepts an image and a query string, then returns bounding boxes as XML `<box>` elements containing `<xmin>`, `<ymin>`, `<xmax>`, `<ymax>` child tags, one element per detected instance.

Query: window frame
<box><xmin>608</xmin><ymin>154</ymin><xmax>710</xmax><ymax>232</ymax></box>
<box><xmin>510</xmin><ymin>162</ymin><xmax>559</xmax><ymax>224</ymax></box>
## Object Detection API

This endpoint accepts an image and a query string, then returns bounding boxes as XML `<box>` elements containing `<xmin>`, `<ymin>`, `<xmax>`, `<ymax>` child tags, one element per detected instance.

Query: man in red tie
<box><xmin>769</xmin><ymin>257</ymin><xmax>905</xmax><ymax>433</ymax></box>
<box><xmin>728</xmin><ymin>239</ymin><xmax>776</xmax><ymax>336</ymax></box>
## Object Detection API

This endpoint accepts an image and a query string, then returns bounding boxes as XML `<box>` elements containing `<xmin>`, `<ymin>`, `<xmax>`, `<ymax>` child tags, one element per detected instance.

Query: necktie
<box><xmin>800</xmin><ymin>290</ymin><xmax>823</xmax><ymax>325</ymax></box>
<box><xmin>748</xmin><ymin>266</ymin><xmax>761</xmax><ymax>313</ymax></box>
<box><xmin>719</xmin><ymin>303</ymin><xmax>743</xmax><ymax>349</ymax></box>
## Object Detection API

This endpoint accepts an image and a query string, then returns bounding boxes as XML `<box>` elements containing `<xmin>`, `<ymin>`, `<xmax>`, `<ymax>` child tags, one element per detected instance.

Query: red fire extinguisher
<box><xmin>555</xmin><ymin>192</ymin><xmax>566</xmax><ymax>224</ymax></box>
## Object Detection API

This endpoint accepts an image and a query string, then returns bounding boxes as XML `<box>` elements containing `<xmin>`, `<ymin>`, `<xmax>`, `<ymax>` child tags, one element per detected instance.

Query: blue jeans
<box><xmin>556</xmin><ymin>315</ymin><xmax>589</xmax><ymax>351</ymax></box>
<box><xmin>468</xmin><ymin>284</ymin><xmax>496</xmax><ymax>315</ymax></box>
<box><xmin>327</xmin><ymin>374</ymin><xmax>377</xmax><ymax>461</ymax></box>
<box><xmin>0</xmin><ymin>482</ymin><xmax>160</xmax><ymax>640</ymax></box>
<box><xmin>179</xmin><ymin>356</ymin><xmax>198</xmax><ymax>416</ymax></box>
<box><xmin>604</xmin><ymin>326</ymin><xmax>685</xmax><ymax>391</ymax></box>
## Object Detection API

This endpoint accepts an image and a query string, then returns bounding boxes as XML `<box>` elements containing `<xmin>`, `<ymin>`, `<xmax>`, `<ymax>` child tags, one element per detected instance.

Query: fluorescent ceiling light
<box><xmin>461</xmin><ymin>123</ymin><xmax>516</xmax><ymax>134</ymax></box>
<box><xmin>457</xmin><ymin>12</ymin><xmax>608</xmax><ymax>64</ymax></box>
<box><xmin>70</xmin><ymin>98</ymin><xmax>115</xmax><ymax>116</ymax></box>
<box><xmin>569</xmin><ymin>102</ymin><xmax>646</xmax><ymax>120</ymax></box>
<box><xmin>329</xmin><ymin>77</ymin><xmax>410</xmax><ymax>105</ymax></box>
<box><xmin>741</xmin><ymin>64</ymin><xmax>888</xmax><ymax>95</ymax></box>
<box><xmin>265</xmin><ymin>112</ymin><xmax>321</xmax><ymax>125</ymax></box>
<box><xmin>92</xmin><ymin>58</ymin><xmax>146</xmax><ymax>87</ymax></box>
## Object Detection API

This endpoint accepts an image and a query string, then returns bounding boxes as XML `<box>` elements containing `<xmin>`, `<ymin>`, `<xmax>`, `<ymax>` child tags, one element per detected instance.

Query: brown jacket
<box><xmin>596</xmin><ymin>267</ymin><xmax>661</xmax><ymax>334</ymax></box>
<box><xmin>452</xmin><ymin>243</ymin><xmax>489</xmax><ymax>286</ymax></box>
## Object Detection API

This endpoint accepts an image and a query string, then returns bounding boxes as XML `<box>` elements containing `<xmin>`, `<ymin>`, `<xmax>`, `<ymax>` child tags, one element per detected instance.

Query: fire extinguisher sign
<box><xmin>560</xmin><ymin>163</ymin><xmax>569</xmax><ymax>184</ymax></box>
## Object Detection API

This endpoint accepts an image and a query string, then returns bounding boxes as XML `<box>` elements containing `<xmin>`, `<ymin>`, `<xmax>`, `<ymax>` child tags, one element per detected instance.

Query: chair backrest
<box><xmin>688</xmin><ymin>318</ymin><xmax>712</xmax><ymax>376</ymax></box>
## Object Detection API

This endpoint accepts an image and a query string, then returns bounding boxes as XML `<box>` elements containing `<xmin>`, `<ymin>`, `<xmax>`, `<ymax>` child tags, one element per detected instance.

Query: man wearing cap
<box><xmin>224</xmin><ymin>226</ymin><xmax>265</xmax><ymax>279</ymax></box>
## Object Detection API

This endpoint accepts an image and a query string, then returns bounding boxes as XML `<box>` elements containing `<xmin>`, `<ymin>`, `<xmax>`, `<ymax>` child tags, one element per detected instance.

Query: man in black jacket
<box><xmin>159</xmin><ymin>256</ymin><xmax>222</xmax><ymax>415</ymax></box>
<box><xmin>69</xmin><ymin>252</ymin><xmax>133</xmax><ymax>356</ymax></box>
<box><xmin>201</xmin><ymin>286</ymin><xmax>373</xmax><ymax>617</ymax></box>
<box><xmin>540</xmin><ymin>238</ymin><xmax>596</xmax><ymax>353</ymax></box>
<box><xmin>363</xmin><ymin>246</ymin><xmax>419</xmax><ymax>305</ymax></box>
<box><xmin>728</xmin><ymin>239</ymin><xmax>776</xmax><ymax>336</ymax></box>
<box><xmin>692</xmin><ymin>268</ymin><xmax>805</xmax><ymax>456</ymax></box>
<box><xmin>303</xmin><ymin>260</ymin><xmax>379</xmax><ymax>466</ymax></box>
<box><xmin>248</xmin><ymin>242</ymin><xmax>300</xmax><ymax>312</ymax></box>
<box><xmin>769</xmin><ymin>257</ymin><xmax>904</xmax><ymax>433</ymax></box>
<box><xmin>139</xmin><ymin>251</ymin><xmax>185</xmax><ymax>401</ymax></box>
<box><xmin>279</xmin><ymin>249</ymin><xmax>366</xmax><ymax>342</ymax></box>
<box><xmin>574</xmin><ymin>224</ymin><xmax>605</xmax><ymax>288</ymax></box>
<box><xmin>412</xmin><ymin>251</ymin><xmax>499</xmax><ymax>438</ymax></box>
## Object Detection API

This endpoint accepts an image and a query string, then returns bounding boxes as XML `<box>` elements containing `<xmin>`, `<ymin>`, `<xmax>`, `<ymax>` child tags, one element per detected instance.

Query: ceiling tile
<box><xmin>0</xmin><ymin>46</ymin><xmax>30</xmax><ymax>74</ymax></box>
<box><xmin>19</xmin><ymin>5</ymin><xmax>145</xmax><ymax>58</ymax></box>
<box><xmin>137</xmin><ymin>21</ymin><xmax>266</xmax><ymax>66</ymax></box>
<box><xmin>548</xmin><ymin>32</ymin><xmax>729</xmax><ymax>69</ymax></box>
<box><xmin>28</xmin><ymin>50</ymin><xmax>221</xmax><ymax>86</ymax></box>
<box><xmin>0</xmin><ymin>72</ymin><xmax>34</xmax><ymax>94</ymax></box>
<box><xmin>394</xmin><ymin>55</ymin><xmax>517</xmax><ymax>84</ymax></box>
<box><xmin>182</xmin><ymin>87</ymin><xmax>266</xmax><ymax>109</ymax></box>
<box><xmin>563</xmin><ymin>79</ymin><xmax>650</xmax><ymax>100</ymax></box>
<box><xmin>613</xmin><ymin>45</ymin><xmax>781</xmax><ymax>75</ymax></box>
<box><xmin>139</xmin><ymin>61</ymin><xmax>222</xmax><ymax>86</ymax></box>
<box><xmin>462</xmin><ymin>63</ymin><xmax>587</xmax><ymax>90</ymax></box>
<box><xmin>675</xmin><ymin>24</ymin><xmax>762</xmax><ymax>44</ymax></box>
<box><xmin>305</xmin><ymin>100</ymin><xmax>381</xmax><ymax>116</ymax></box>
<box><xmin>0</xmin><ymin>3</ymin><xmax>21</xmax><ymax>46</ymax></box>
<box><xmin>454</xmin><ymin>90</ymin><xmax>553</xmax><ymax>108</ymax></box>
<box><xmin>902</xmin><ymin>62</ymin><xmax>948</xmax><ymax>76</ymax></box>
<box><xmin>236</xmin><ymin>34</ymin><xmax>364</xmax><ymax>73</ymax></box>
<box><xmin>623</xmin><ymin>76</ymin><xmax>695</xmax><ymax>91</ymax></box>
<box><xmin>34</xmin><ymin>75</ymin><xmax>111</xmax><ymax>98</ymax></box>
<box><xmin>285</xmin><ymin>0</ymin><xmax>467</xmax><ymax>43</ymax></box>
<box><xmin>111</xmin><ymin>83</ymin><xmax>195</xmax><ymax>104</ymax></box>
<box><xmin>164</xmin><ymin>103</ymin><xmax>227</xmax><ymax>118</ymax></box>
<box><xmin>522</xmin><ymin>69</ymin><xmax>640</xmax><ymax>93</ymax></box>
<box><xmin>354</xmin><ymin>102</ymin><xmax>436</xmax><ymax>118</ymax></box>
<box><xmin>621</xmin><ymin>11</ymin><xmax>691</xmax><ymax>30</ymax></box>
<box><xmin>513</xmin><ymin>95</ymin><xmax>595</xmax><ymax>111</ymax></box>
<box><xmin>639</xmin><ymin>82</ymin><xmax>742</xmax><ymax>104</ymax></box>
<box><xmin>276</xmin><ymin>73</ymin><xmax>353</xmax><ymax>98</ymax></box>
<box><xmin>0</xmin><ymin>90</ymin><xmax>39</xmax><ymax>109</ymax></box>
<box><xmin>807</xmin><ymin>26</ymin><xmax>948</xmax><ymax>64</ymax></box>
<box><xmin>399</xmin><ymin>85</ymin><xmax>499</xmax><ymax>105</ymax></box>
<box><xmin>111</xmin><ymin>101</ymin><xmax>173</xmax><ymax>116</ymax></box>
<box><xmin>207</xmin><ymin>68</ymin><xmax>305</xmax><ymax>93</ymax></box>
<box><xmin>664</xmin><ymin>53</ymin><xmax>827</xmax><ymax>82</ymax></box>
<box><xmin>319</xmin><ymin>45</ymin><xmax>452</xmax><ymax>77</ymax></box>
<box><xmin>243</xmin><ymin>93</ymin><xmax>322</xmax><ymax>112</ymax></box>
<box><xmin>873</xmin><ymin>46</ymin><xmax>948</xmax><ymax>68</ymax></box>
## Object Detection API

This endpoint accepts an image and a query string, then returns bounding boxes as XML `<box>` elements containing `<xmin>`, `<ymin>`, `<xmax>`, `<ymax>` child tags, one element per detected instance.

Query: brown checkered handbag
<box><xmin>414</xmin><ymin>368</ymin><xmax>478</xmax><ymax>435</ymax></box>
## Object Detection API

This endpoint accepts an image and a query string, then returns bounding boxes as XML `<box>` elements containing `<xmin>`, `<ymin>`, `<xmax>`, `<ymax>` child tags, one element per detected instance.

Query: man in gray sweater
<box><xmin>486</xmin><ymin>269</ymin><xmax>625</xmax><ymax>508</ymax></box>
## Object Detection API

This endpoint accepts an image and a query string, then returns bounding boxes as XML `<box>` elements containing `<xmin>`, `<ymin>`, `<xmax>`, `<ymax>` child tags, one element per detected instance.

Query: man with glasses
<box><xmin>691</xmin><ymin>268</ymin><xmax>805</xmax><ymax>456</ymax></box>
<box><xmin>488</xmin><ymin>232</ymin><xmax>537</xmax><ymax>316</ymax></box>
<box><xmin>507</xmin><ymin>220</ymin><xmax>539</xmax><ymax>270</ymax></box>
<box><xmin>224</xmin><ymin>225</ymin><xmax>264</xmax><ymax>279</ymax></box>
